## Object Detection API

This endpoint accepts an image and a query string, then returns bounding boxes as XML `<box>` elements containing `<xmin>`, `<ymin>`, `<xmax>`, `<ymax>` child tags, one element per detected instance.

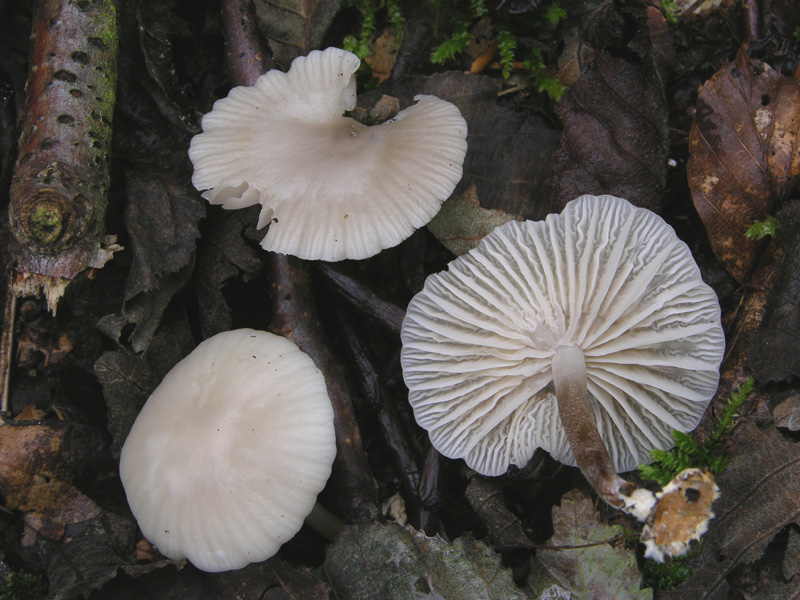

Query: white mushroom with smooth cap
<box><xmin>188</xmin><ymin>47</ymin><xmax>468</xmax><ymax>262</ymax></box>
<box><xmin>400</xmin><ymin>194</ymin><xmax>725</xmax><ymax>535</ymax></box>
<box><xmin>119</xmin><ymin>328</ymin><xmax>336</xmax><ymax>573</ymax></box>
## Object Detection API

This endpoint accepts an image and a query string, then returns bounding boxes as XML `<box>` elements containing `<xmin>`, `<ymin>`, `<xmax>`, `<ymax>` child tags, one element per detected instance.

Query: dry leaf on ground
<box><xmin>530</xmin><ymin>490</ymin><xmax>652</xmax><ymax>600</ymax></box>
<box><xmin>687</xmin><ymin>47</ymin><xmax>800</xmax><ymax>283</ymax></box>
<box><xmin>553</xmin><ymin>0</ymin><xmax>669</xmax><ymax>213</ymax></box>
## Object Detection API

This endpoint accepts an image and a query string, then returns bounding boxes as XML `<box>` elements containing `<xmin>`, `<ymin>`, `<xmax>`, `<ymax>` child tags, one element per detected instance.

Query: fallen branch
<box><xmin>9</xmin><ymin>0</ymin><xmax>121</xmax><ymax>312</ymax></box>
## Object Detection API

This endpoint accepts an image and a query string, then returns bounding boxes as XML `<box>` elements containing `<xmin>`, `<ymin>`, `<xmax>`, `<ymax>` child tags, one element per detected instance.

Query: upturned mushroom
<box><xmin>188</xmin><ymin>47</ymin><xmax>468</xmax><ymax>262</ymax></box>
<box><xmin>119</xmin><ymin>329</ymin><xmax>336</xmax><ymax>572</ymax></box>
<box><xmin>400</xmin><ymin>194</ymin><xmax>725</xmax><ymax>555</ymax></box>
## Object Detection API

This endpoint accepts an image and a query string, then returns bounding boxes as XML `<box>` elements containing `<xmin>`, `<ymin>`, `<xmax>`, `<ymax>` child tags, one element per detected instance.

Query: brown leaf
<box><xmin>774</xmin><ymin>394</ymin><xmax>800</xmax><ymax>431</ymax></box>
<box><xmin>552</xmin><ymin>0</ymin><xmax>669</xmax><ymax>213</ymax></box>
<box><xmin>0</xmin><ymin>421</ymin><xmax>101</xmax><ymax>539</ymax></box>
<box><xmin>253</xmin><ymin>0</ymin><xmax>342</xmax><ymax>69</ymax></box>
<box><xmin>687</xmin><ymin>48</ymin><xmax>800</xmax><ymax>283</ymax></box>
<box><xmin>746</xmin><ymin>201</ymin><xmax>800</xmax><ymax>381</ymax></box>
<box><xmin>662</xmin><ymin>422</ymin><xmax>800</xmax><ymax>600</ymax></box>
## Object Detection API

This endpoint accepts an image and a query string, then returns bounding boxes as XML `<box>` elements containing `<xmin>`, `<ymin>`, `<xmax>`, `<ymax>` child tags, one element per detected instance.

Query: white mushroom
<box><xmin>119</xmin><ymin>329</ymin><xmax>336</xmax><ymax>572</ymax></box>
<box><xmin>188</xmin><ymin>47</ymin><xmax>468</xmax><ymax>262</ymax></box>
<box><xmin>400</xmin><ymin>194</ymin><xmax>725</xmax><ymax>523</ymax></box>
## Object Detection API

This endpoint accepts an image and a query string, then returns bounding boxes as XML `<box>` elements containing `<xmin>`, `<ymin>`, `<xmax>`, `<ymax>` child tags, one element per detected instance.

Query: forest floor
<box><xmin>0</xmin><ymin>0</ymin><xmax>798</xmax><ymax>598</ymax></box>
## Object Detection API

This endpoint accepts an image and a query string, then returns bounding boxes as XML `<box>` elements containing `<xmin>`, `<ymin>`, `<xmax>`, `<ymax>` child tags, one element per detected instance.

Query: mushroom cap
<box><xmin>119</xmin><ymin>329</ymin><xmax>336</xmax><ymax>572</ymax></box>
<box><xmin>188</xmin><ymin>47</ymin><xmax>468</xmax><ymax>262</ymax></box>
<box><xmin>400</xmin><ymin>195</ymin><xmax>725</xmax><ymax>476</ymax></box>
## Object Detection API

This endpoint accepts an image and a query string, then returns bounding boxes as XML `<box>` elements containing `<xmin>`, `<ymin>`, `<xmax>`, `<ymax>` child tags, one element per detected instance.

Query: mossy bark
<box><xmin>9</xmin><ymin>0</ymin><xmax>119</xmax><ymax>311</ymax></box>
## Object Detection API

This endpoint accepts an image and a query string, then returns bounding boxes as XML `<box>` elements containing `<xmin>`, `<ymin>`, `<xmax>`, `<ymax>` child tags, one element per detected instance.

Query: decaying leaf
<box><xmin>82</xmin><ymin>559</ymin><xmax>328</xmax><ymax>600</ymax></box>
<box><xmin>382</xmin><ymin>72</ymin><xmax>559</xmax><ymax>220</ymax></box>
<box><xmin>746</xmin><ymin>201</ymin><xmax>800</xmax><ymax>381</ymax></box>
<box><xmin>687</xmin><ymin>48</ymin><xmax>800</xmax><ymax>283</ymax></box>
<box><xmin>662</xmin><ymin>422</ymin><xmax>800</xmax><ymax>599</ymax></box>
<box><xmin>124</xmin><ymin>169</ymin><xmax>204</xmax><ymax>300</ymax></box>
<box><xmin>552</xmin><ymin>0</ymin><xmax>669</xmax><ymax>213</ymax></box>
<box><xmin>322</xmin><ymin>522</ymin><xmax>527</xmax><ymax>600</ymax></box>
<box><xmin>530</xmin><ymin>490</ymin><xmax>652</xmax><ymax>600</ymax></box>
<box><xmin>193</xmin><ymin>206</ymin><xmax>264</xmax><ymax>338</ymax></box>
<box><xmin>0</xmin><ymin>420</ymin><xmax>101</xmax><ymax>539</ymax></box>
<box><xmin>94</xmin><ymin>318</ymin><xmax>195</xmax><ymax>456</ymax></box>
<box><xmin>427</xmin><ymin>182</ymin><xmax>518</xmax><ymax>256</ymax></box>
<box><xmin>774</xmin><ymin>394</ymin><xmax>800</xmax><ymax>431</ymax></box>
<box><xmin>253</xmin><ymin>0</ymin><xmax>342</xmax><ymax>68</ymax></box>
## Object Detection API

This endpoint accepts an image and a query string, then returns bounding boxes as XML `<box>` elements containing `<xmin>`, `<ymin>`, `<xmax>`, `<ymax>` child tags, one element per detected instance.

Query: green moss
<box><xmin>637</xmin><ymin>378</ymin><xmax>755</xmax><ymax>487</ymax></box>
<box><xmin>0</xmin><ymin>571</ymin><xmax>47</xmax><ymax>600</ymax></box>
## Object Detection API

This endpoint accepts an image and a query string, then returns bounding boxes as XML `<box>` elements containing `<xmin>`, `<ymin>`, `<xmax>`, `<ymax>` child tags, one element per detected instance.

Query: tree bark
<box><xmin>9</xmin><ymin>0</ymin><xmax>120</xmax><ymax>312</ymax></box>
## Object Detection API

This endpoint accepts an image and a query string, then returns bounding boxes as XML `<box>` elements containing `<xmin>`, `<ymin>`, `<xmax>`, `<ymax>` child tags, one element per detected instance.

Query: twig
<box><xmin>316</xmin><ymin>263</ymin><xmax>406</xmax><ymax>335</ymax></box>
<box><xmin>0</xmin><ymin>287</ymin><xmax>16</xmax><ymax>415</ymax></box>
<box><xmin>220</xmin><ymin>0</ymin><xmax>379</xmax><ymax>522</ymax></box>
<box><xmin>741</xmin><ymin>0</ymin><xmax>760</xmax><ymax>45</ymax></box>
<box><xmin>337</xmin><ymin>312</ymin><xmax>422</xmax><ymax>522</ymax></box>
<box><xmin>9</xmin><ymin>0</ymin><xmax>120</xmax><ymax>312</ymax></box>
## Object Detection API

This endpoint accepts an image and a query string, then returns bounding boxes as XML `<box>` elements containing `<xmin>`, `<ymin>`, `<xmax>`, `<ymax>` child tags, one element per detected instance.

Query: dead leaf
<box><xmin>746</xmin><ymin>201</ymin><xmax>800</xmax><ymax>381</ymax></box>
<box><xmin>552</xmin><ymin>0</ymin><xmax>669</xmax><ymax>213</ymax></box>
<box><xmin>530</xmin><ymin>490</ymin><xmax>652</xmax><ymax>600</ymax></box>
<box><xmin>193</xmin><ymin>206</ymin><xmax>264</xmax><ymax>339</ymax></box>
<box><xmin>94</xmin><ymin>318</ymin><xmax>195</xmax><ymax>456</ymax></box>
<box><xmin>687</xmin><ymin>48</ymin><xmax>800</xmax><ymax>283</ymax></box>
<box><xmin>383</xmin><ymin>72</ymin><xmax>559</xmax><ymax>220</ymax></box>
<box><xmin>124</xmin><ymin>169</ymin><xmax>204</xmax><ymax>300</ymax></box>
<box><xmin>662</xmin><ymin>422</ymin><xmax>800</xmax><ymax>599</ymax></box>
<box><xmin>427</xmin><ymin>182</ymin><xmax>518</xmax><ymax>256</ymax></box>
<box><xmin>774</xmin><ymin>394</ymin><xmax>800</xmax><ymax>431</ymax></box>
<box><xmin>322</xmin><ymin>522</ymin><xmax>528</xmax><ymax>599</ymax></box>
<box><xmin>0</xmin><ymin>421</ymin><xmax>102</xmax><ymax>539</ymax></box>
<box><xmin>253</xmin><ymin>0</ymin><xmax>342</xmax><ymax>68</ymax></box>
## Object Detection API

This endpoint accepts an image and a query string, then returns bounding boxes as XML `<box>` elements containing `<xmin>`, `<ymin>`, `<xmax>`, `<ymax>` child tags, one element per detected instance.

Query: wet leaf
<box><xmin>384</xmin><ymin>72</ymin><xmax>560</xmax><ymax>220</ymax></box>
<box><xmin>746</xmin><ymin>201</ymin><xmax>800</xmax><ymax>381</ymax></box>
<box><xmin>427</xmin><ymin>183</ymin><xmax>518</xmax><ymax>256</ymax></box>
<box><xmin>94</xmin><ymin>318</ymin><xmax>195</xmax><ymax>456</ymax></box>
<box><xmin>322</xmin><ymin>521</ymin><xmax>527</xmax><ymax>599</ymax></box>
<box><xmin>0</xmin><ymin>421</ymin><xmax>101</xmax><ymax>538</ymax></box>
<box><xmin>124</xmin><ymin>169</ymin><xmax>204</xmax><ymax>300</ymax></box>
<box><xmin>552</xmin><ymin>0</ymin><xmax>669</xmax><ymax>213</ymax></box>
<box><xmin>193</xmin><ymin>207</ymin><xmax>264</xmax><ymax>338</ymax></box>
<box><xmin>774</xmin><ymin>394</ymin><xmax>800</xmax><ymax>431</ymax></box>
<box><xmin>530</xmin><ymin>490</ymin><xmax>652</xmax><ymax>600</ymax></box>
<box><xmin>687</xmin><ymin>48</ymin><xmax>800</xmax><ymax>283</ymax></box>
<box><xmin>253</xmin><ymin>0</ymin><xmax>342</xmax><ymax>68</ymax></box>
<box><xmin>661</xmin><ymin>422</ymin><xmax>800</xmax><ymax>599</ymax></box>
<box><xmin>82</xmin><ymin>558</ymin><xmax>328</xmax><ymax>600</ymax></box>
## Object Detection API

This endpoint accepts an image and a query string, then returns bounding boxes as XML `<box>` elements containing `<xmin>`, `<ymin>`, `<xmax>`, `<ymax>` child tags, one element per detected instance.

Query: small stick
<box><xmin>0</xmin><ymin>287</ymin><xmax>17</xmax><ymax>415</ymax></box>
<box><xmin>316</xmin><ymin>263</ymin><xmax>406</xmax><ymax>335</ymax></box>
<box><xmin>9</xmin><ymin>0</ymin><xmax>120</xmax><ymax>312</ymax></box>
